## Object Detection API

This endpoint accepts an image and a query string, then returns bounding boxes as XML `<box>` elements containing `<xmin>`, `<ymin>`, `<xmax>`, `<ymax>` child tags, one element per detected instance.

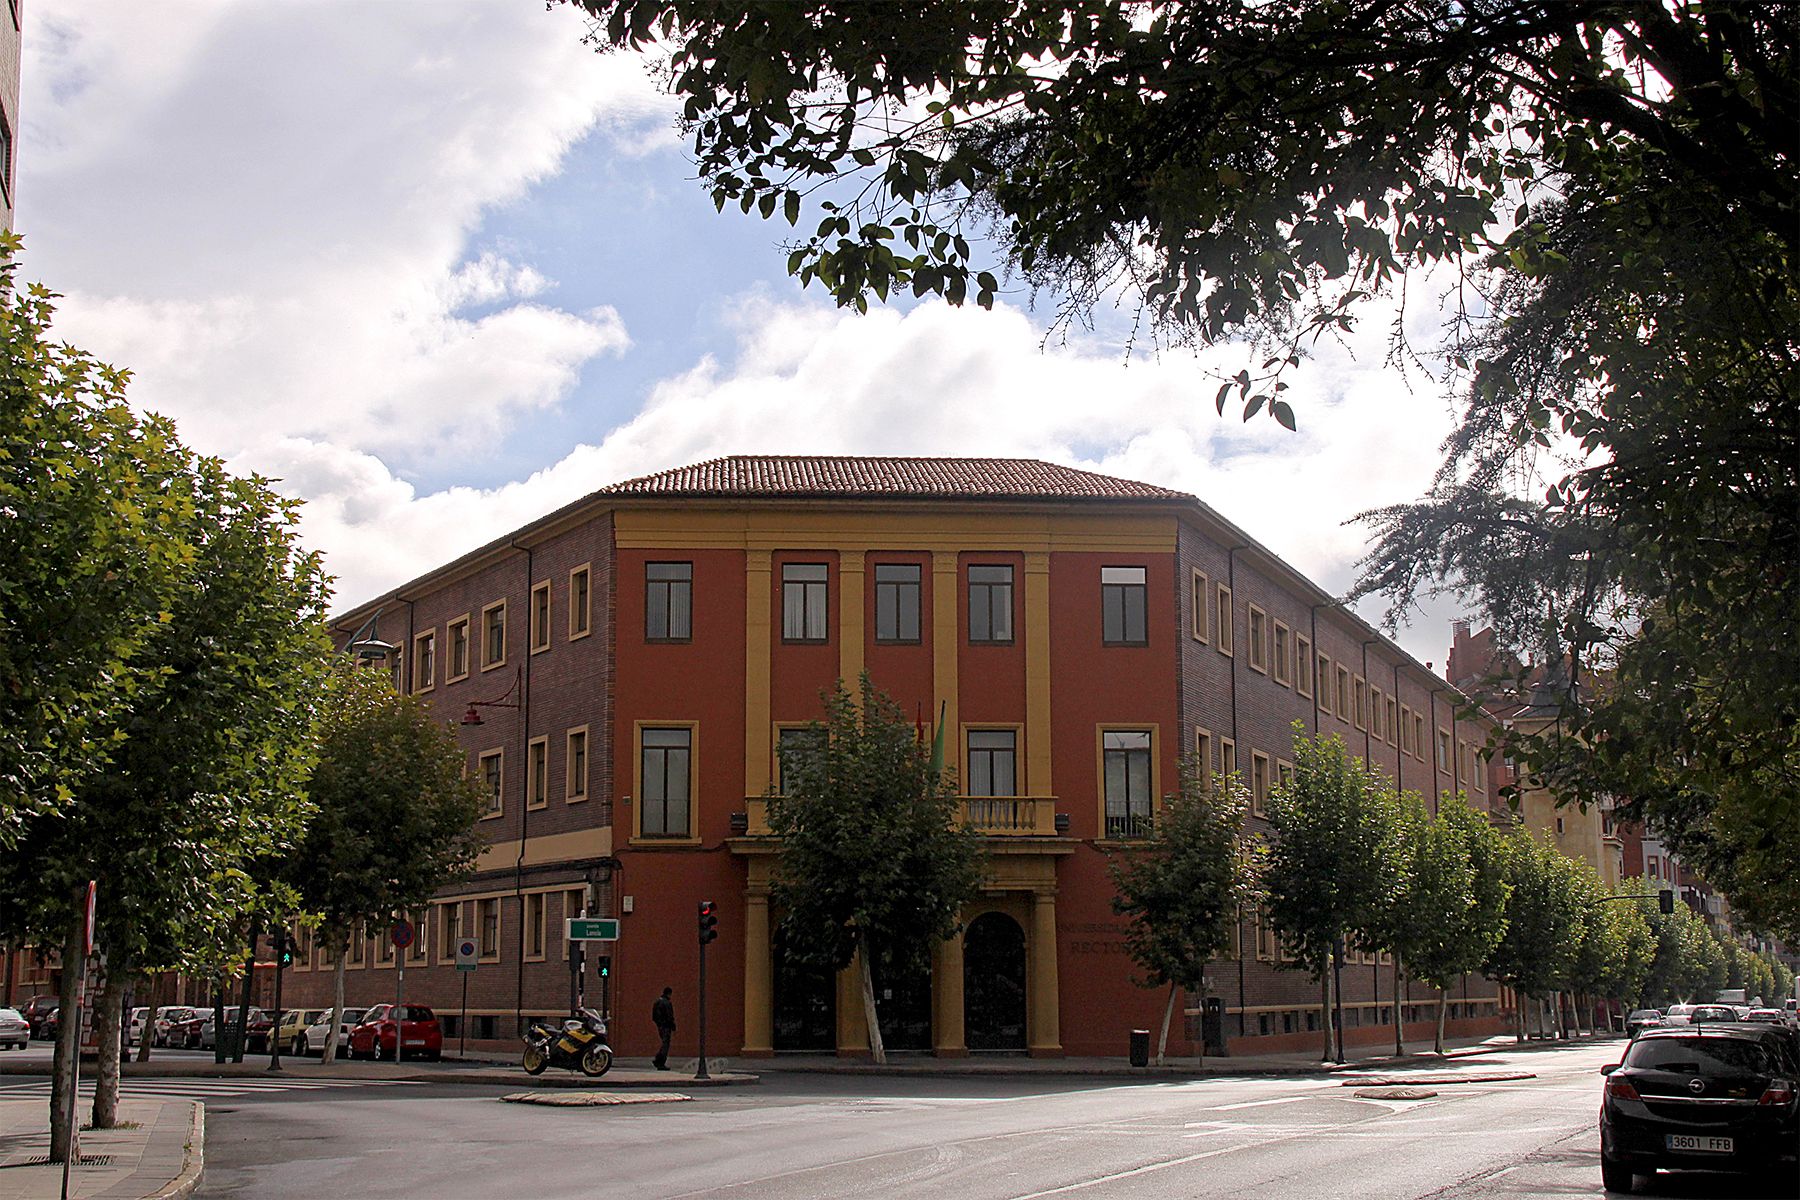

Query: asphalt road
<box><xmin>7</xmin><ymin>1040</ymin><xmax>1792</xmax><ymax>1199</ymax></box>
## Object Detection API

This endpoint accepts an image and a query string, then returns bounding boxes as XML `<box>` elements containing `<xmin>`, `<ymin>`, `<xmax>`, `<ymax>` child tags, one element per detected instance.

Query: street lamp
<box><xmin>459</xmin><ymin>668</ymin><xmax>522</xmax><ymax>725</ymax></box>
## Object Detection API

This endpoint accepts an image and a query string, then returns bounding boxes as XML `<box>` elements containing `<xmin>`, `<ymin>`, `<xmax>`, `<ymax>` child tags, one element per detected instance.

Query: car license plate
<box><xmin>404</xmin><ymin>1038</ymin><xmax>425</xmax><ymax>1046</ymax></box>
<box><xmin>1666</xmin><ymin>1134</ymin><xmax>1733</xmax><ymax>1154</ymax></box>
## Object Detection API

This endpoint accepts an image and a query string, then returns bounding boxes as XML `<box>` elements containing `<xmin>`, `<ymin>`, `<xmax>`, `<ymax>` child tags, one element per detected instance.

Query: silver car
<box><xmin>303</xmin><ymin>1007</ymin><xmax>367</xmax><ymax>1056</ymax></box>
<box><xmin>0</xmin><ymin>1007</ymin><xmax>26</xmax><ymax>1050</ymax></box>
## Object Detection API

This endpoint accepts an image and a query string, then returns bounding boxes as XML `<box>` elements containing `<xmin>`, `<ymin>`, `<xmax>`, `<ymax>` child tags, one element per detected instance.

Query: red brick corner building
<box><xmin>287</xmin><ymin>456</ymin><xmax>1510</xmax><ymax>1058</ymax></box>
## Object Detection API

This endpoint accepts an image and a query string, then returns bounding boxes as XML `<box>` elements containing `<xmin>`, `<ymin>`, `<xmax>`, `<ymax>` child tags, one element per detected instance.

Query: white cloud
<box><xmin>22</xmin><ymin>2</ymin><xmax>665</xmax><ymax>463</ymax></box>
<box><xmin>294</xmin><ymin>293</ymin><xmax>1468</xmax><ymax>665</ymax></box>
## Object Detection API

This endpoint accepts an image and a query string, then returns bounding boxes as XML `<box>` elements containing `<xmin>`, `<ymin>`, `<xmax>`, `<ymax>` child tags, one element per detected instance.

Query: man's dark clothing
<box><xmin>652</xmin><ymin>995</ymin><xmax>675</xmax><ymax>1069</ymax></box>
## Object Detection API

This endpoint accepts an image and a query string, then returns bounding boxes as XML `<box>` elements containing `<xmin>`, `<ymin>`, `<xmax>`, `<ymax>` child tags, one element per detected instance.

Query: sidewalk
<box><xmin>0</xmin><ymin>1099</ymin><xmax>200</xmax><ymax>1200</ymax></box>
<box><xmin>743</xmin><ymin>1031</ymin><xmax>1624</xmax><ymax>1080</ymax></box>
<box><xmin>0</xmin><ymin>1057</ymin><xmax>757</xmax><ymax>1090</ymax></box>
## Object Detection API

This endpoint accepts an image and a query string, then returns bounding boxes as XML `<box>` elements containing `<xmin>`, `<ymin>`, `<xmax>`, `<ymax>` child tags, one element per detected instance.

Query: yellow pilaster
<box><xmin>932</xmin><ymin>551</ymin><xmax>960</xmax><ymax>759</ymax></box>
<box><xmin>1028</xmin><ymin>890</ymin><xmax>1062</xmax><ymax>1057</ymax></box>
<box><xmin>744</xmin><ymin>550</ymin><xmax>772</xmax><ymax>797</ymax></box>
<box><xmin>932</xmin><ymin>930</ymin><xmax>967</xmax><ymax>1057</ymax></box>
<box><xmin>1023</xmin><ymin>551</ymin><xmax>1053</xmax><ymax>793</ymax></box>
<box><xmin>742</xmin><ymin>889</ymin><xmax>773</xmax><ymax>1056</ymax></box>
<box><xmin>836</xmin><ymin>949</ymin><xmax>870</xmax><ymax>1056</ymax></box>
<box><xmin>839</xmin><ymin>551</ymin><xmax>865</xmax><ymax>687</ymax></box>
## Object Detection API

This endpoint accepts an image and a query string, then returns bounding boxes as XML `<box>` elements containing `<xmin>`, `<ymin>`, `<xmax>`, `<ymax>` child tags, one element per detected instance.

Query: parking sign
<box><xmin>455</xmin><ymin>937</ymin><xmax>478</xmax><ymax>972</ymax></box>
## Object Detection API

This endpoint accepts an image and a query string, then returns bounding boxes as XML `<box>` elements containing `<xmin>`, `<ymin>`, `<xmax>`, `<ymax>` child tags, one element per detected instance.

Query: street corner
<box><xmin>499</xmin><ymin>1091</ymin><xmax>691</xmax><ymax>1107</ymax></box>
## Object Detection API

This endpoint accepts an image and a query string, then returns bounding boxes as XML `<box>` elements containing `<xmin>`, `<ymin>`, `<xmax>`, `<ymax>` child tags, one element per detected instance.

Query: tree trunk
<box><xmin>323</xmin><ymin>950</ymin><xmax>346</xmax><ymax>1064</ymax></box>
<box><xmin>1320</xmin><ymin>970</ymin><xmax>1335</xmax><ymax>1063</ymax></box>
<box><xmin>1436</xmin><ymin>986</ymin><xmax>1449</xmax><ymax>1055</ymax></box>
<box><xmin>1393</xmin><ymin>955</ymin><xmax>1404</xmax><ymax>1056</ymax></box>
<box><xmin>857</xmin><ymin>949</ymin><xmax>886</xmax><ymax>1066</ymax></box>
<box><xmin>135</xmin><ymin>988</ymin><xmax>155</xmax><ymax>1063</ymax></box>
<box><xmin>1515</xmin><ymin>993</ymin><xmax>1526</xmax><ymax>1044</ymax></box>
<box><xmin>211</xmin><ymin>983</ymin><xmax>227</xmax><ymax>1064</ymax></box>
<box><xmin>91</xmin><ymin>969</ymin><xmax>126</xmax><ymax>1130</ymax></box>
<box><xmin>1155</xmin><ymin>981</ymin><xmax>1178</xmax><ymax>1067</ymax></box>
<box><xmin>232</xmin><ymin>927</ymin><xmax>257</xmax><ymax>1063</ymax></box>
<box><xmin>49</xmin><ymin>910</ymin><xmax>84</xmax><ymax>1165</ymax></box>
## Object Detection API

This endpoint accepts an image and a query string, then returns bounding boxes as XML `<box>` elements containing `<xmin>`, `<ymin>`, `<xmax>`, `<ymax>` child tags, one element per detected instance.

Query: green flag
<box><xmin>928</xmin><ymin>700</ymin><xmax>947</xmax><ymax>778</ymax></box>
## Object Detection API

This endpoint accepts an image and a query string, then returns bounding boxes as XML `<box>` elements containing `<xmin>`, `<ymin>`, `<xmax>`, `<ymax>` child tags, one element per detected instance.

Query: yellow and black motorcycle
<box><xmin>522</xmin><ymin>1007</ymin><xmax>613</xmax><ymax>1077</ymax></box>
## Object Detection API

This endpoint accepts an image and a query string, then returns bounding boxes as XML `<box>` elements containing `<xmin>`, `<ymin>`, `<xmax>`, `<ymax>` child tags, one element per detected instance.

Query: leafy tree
<box><xmin>1261</xmin><ymin>727</ymin><xmax>1398</xmax><ymax>1062</ymax></box>
<box><xmin>566</xmin><ymin>0</ymin><xmax>1796</xmax><ymax>939</ymax></box>
<box><xmin>1109</xmin><ymin>756</ymin><xmax>1252</xmax><ymax>1065</ymax></box>
<box><xmin>284</xmin><ymin>664</ymin><xmax>487</xmax><ymax>1063</ymax></box>
<box><xmin>1562</xmin><ymin>864</ymin><xmax>1622</xmax><ymax>1036</ymax></box>
<box><xmin>1604</xmin><ymin>889</ymin><xmax>1655</xmax><ymax>1024</ymax></box>
<box><xmin>1362</xmin><ymin>791</ymin><xmax>1426</xmax><ymax>1056</ymax></box>
<box><xmin>0</xmin><ymin>237</ymin><xmax>196</xmax><ymax>844</ymax></box>
<box><xmin>1483</xmin><ymin>833</ymin><xmax>1578</xmax><ymax>1041</ymax></box>
<box><xmin>766</xmin><ymin>674</ymin><xmax>983</xmax><ymax>1064</ymax></box>
<box><xmin>1402</xmin><ymin>797</ymin><xmax>1511</xmax><ymax>1053</ymax></box>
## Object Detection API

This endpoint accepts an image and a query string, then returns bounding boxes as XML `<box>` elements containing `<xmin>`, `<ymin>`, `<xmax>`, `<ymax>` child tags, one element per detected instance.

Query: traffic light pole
<box><xmin>696</xmin><ymin>933</ymin><xmax>710</xmax><ymax>1081</ymax></box>
<box><xmin>268</xmin><ymin>929</ymin><xmax>285</xmax><ymax>1072</ymax></box>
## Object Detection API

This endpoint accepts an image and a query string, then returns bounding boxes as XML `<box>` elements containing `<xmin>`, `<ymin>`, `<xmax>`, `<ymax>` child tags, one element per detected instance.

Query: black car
<box><xmin>1600</xmin><ymin>1026</ymin><xmax>1799</xmax><ymax>1194</ymax></box>
<box><xmin>20</xmin><ymin>995</ymin><xmax>59</xmax><ymax>1040</ymax></box>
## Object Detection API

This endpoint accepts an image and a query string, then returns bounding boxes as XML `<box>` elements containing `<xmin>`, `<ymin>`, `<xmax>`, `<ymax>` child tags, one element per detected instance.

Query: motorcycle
<box><xmin>522</xmin><ymin>1007</ymin><xmax>613</xmax><ymax>1077</ymax></box>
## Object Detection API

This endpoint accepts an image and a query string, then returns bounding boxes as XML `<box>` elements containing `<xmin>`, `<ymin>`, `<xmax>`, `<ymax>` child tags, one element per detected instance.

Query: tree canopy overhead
<box><xmin>572</xmin><ymin>0</ymin><xmax>1798</xmax><ymax>937</ymax></box>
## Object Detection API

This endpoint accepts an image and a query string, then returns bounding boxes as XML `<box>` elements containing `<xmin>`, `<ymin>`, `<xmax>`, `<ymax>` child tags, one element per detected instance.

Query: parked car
<box><xmin>1626</xmin><ymin>1009</ymin><xmax>1665</xmax><ymax>1039</ymax></box>
<box><xmin>1743</xmin><ymin>1009</ymin><xmax>1788</xmax><ymax>1026</ymax></box>
<box><xmin>1689</xmin><ymin>1004</ymin><xmax>1741</xmax><ymax>1025</ymax></box>
<box><xmin>348</xmin><ymin>1004</ymin><xmax>442</xmax><ymax>1062</ymax></box>
<box><xmin>0</xmin><ymin>1007</ymin><xmax>27</xmax><ymax>1050</ymax></box>
<box><xmin>19</xmin><ymin>995</ymin><xmax>59</xmax><ymax>1039</ymax></box>
<box><xmin>275</xmin><ymin>1009</ymin><xmax>328</xmax><ymax>1057</ymax></box>
<box><xmin>303</xmin><ymin>1007</ymin><xmax>367</xmax><ymax>1057</ymax></box>
<box><xmin>153</xmin><ymin>1006</ymin><xmax>195</xmax><ymax>1048</ymax></box>
<box><xmin>197</xmin><ymin>1007</ymin><xmax>273</xmax><ymax>1054</ymax></box>
<box><xmin>167</xmin><ymin>1008</ymin><xmax>207</xmax><ymax>1049</ymax></box>
<box><xmin>1662</xmin><ymin>1003</ymin><xmax>1697</xmax><ymax>1027</ymax></box>
<box><xmin>126</xmin><ymin>1007</ymin><xmax>150</xmax><ymax>1047</ymax></box>
<box><xmin>1599</xmin><ymin>1026</ymin><xmax>1800</xmax><ymax>1194</ymax></box>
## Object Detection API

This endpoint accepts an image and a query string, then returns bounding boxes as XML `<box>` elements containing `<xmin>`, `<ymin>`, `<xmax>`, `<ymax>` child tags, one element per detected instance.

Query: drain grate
<box><xmin>5</xmin><ymin>1155</ymin><xmax>115</xmax><ymax>1168</ymax></box>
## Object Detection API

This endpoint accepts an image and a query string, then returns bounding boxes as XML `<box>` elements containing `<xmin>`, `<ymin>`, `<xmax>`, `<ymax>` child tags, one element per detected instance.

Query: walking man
<box><xmin>652</xmin><ymin>987</ymin><xmax>675</xmax><ymax>1070</ymax></box>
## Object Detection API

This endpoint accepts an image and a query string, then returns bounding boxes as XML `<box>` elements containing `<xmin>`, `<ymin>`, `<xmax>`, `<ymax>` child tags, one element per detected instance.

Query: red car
<box><xmin>348</xmin><ymin>1004</ymin><xmax>442</xmax><ymax>1061</ymax></box>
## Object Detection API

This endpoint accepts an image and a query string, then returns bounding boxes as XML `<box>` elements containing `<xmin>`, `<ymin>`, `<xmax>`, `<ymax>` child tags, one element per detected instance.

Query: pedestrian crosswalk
<box><xmin>0</xmin><ymin>1076</ymin><xmax>424</xmax><ymax>1101</ymax></box>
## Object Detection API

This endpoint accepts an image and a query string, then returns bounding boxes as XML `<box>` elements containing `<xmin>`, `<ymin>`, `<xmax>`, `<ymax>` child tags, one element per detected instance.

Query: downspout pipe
<box><xmin>512</xmin><ymin>539</ymin><xmax>534</xmax><ymax>1037</ymax></box>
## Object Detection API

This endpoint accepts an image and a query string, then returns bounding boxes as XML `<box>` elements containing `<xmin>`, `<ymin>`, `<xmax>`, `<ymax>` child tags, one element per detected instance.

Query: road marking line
<box><xmin>1008</xmin><ymin>1139</ymin><xmax>1286</xmax><ymax>1198</ymax></box>
<box><xmin>1208</xmin><ymin>1095</ymin><xmax>1312</xmax><ymax>1111</ymax></box>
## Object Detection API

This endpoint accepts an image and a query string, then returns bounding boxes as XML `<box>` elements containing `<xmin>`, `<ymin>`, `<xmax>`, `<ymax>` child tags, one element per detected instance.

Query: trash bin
<box><xmin>1202</xmin><ymin>996</ymin><xmax>1227</xmax><ymax>1058</ymax></box>
<box><xmin>1129</xmin><ymin>1029</ymin><xmax>1150</xmax><ymax>1067</ymax></box>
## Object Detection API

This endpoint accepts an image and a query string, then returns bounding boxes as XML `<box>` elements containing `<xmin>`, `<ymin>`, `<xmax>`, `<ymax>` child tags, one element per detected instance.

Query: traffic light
<box><xmin>595</xmin><ymin>955</ymin><xmax>611</xmax><ymax>979</ymax></box>
<box><xmin>698</xmin><ymin>900</ymin><xmax>718</xmax><ymax>945</ymax></box>
<box><xmin>276</xmin><ymin>929</ymin><xmax>293</xmax><ymax>967</ymax></box>
<box><xmin>1658</xmin><ymin>889</ymin><xmax>1676</xmax><ymax>915</ymax></box>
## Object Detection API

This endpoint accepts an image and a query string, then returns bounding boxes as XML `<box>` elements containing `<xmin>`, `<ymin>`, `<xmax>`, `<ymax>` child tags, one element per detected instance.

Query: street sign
<box><xmin>83</xmin><ymin>881</ymin><xmax>96</xmax><ymax>955</ymax></box>
<box><xmin>455</xmin><ymin>937</ymin><xmax>478</xmax><ymax>973</ymax></box>
<box><xmin>391</xmin><ymin>919</ymin><xmax>414</xmax><ymax>949</ymax></box>
<box><xmin>565</xmin><ymin>917</ymin><xmax>620</xmax><ymax>942</ymax></box>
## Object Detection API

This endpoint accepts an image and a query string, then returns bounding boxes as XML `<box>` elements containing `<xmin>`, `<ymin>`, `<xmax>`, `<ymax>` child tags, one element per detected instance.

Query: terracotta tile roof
<box><xmin>598</xmin><ymin>456</ymin><xmax>1191</xmax><ymax>502</ymax></box>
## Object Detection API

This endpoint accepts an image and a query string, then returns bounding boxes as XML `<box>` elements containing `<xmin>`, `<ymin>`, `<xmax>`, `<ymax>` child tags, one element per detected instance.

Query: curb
<box><xmin>499</xmin><ymin>1091</ymin><xmax>692</xmax><ymax>1107</ymax></box>
<box><xmin>426</xmin><ymin>1070</ymin><xmax>757</xmax><ymax>1089</ymax></box>
<box><xmin>142</xmin><ymin>1101</ymin><xmax>203</xmax><ymax>1200</ymax></box>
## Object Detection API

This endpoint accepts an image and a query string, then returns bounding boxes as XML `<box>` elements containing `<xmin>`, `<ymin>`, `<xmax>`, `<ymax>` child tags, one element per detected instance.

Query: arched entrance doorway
<box><xmin>963</xmin><ymin>912</ymin><xmax>1027</xmax><ymax>1052</ymax></box>
<box><xmin>772</xmin><ymin>932</ymin><xmax>835</xmax><ymax>1052</ymax></box>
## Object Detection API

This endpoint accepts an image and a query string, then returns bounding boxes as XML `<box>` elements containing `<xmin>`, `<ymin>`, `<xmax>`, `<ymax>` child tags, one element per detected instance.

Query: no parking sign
<box><xmin>455</xmin><ymin>937</ymin><xmax>478</xmax><ymax>972</ymax></box>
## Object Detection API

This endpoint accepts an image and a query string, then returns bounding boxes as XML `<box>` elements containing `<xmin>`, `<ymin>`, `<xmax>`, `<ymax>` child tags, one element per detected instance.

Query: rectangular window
<box><xmin>640</xmin><ymin>727</ymin><xmax>693</xmax><ymax>838</ymax></box>
<box><xmin>1272</xmin><ymin>622</ymin><xmax>1291</xmax><ymax>686</ymax></box>
<box><xmin>0</xmin><ymin>105</ymin><xmax>11</xmax><ymax>204</ymax></box>
<box><xmin>1100</xmin><ymin>566</ymin><xmax>1148</xmax><ymax>645</ymax></box>
<box><xmin>1277</xmin><ymin>758</ymin><xmax>1294</xmax><ymax>791</ymax></box>
<box><xmin>376</xmin><ymin>929</ymin><xmax>395</xmax><ymax>965</ymax></box>
<box><xmin>1386</xmin><ymin>697</ymin><xmax>1399</xmax><ymax>745</ymax></box>
<box><xmin>1256</xmin><ymin>909</ymin><xmax>1276</xmax><ymax>961</ymax></box>
<box><xmin>438</xmin><ymin>903</ymin><xmax>460</xmax><ymax>963</ymax></box>
<box><xmin>525</xmin><ymin>893</ymin><xmax>546</xmax><ymax>961</ymax></box>
<box><xmin>1354</xmin><ymin>677</ymin><xmax>1368</xmax><ymax>731</ymax></box>
<box><xmin>1216</xmin><ymin>585</ymin><xmax>1234</xmax><ymax>656</ymax></box>
<box><xmin>1317</xmin><ymin>654</ymin><xmax>1332</xmax><ymax>711</ymax></box>
<box><xmin>1251</xmin><ymin>751</ymin><xmax>1270</xmax><ymax>818</ymax></box>
<box><xmin>967</xmin><ymin>729</ymin><xmax>1018</xmax><ymax>797</ymax></box>
<box><xmin>781</xmin><ymin>564</ymin><xmax>829</xmax><ymax>642</ymax></box>
<box><xmin>1190</xmin><ymin>570</ymin><xmax>1209</xmax><ymax>643</ymax></box>
<box><xmin>967</xmin><ymin>565</ymin><xmax>1014</xmax><ymax>644</ymax></box>
<box><xmin>478</xmin><ymin>898</ymin><xmax>499</xmax><ymax>960</ymax></box>
<box><xmin>1194</xmin><ymin>727</ymin><xmax>1214</xmax><ymax>785</ymax></box>
<box><xmin>407</xmin><ymin>908</ymin><xmax>429</xmax><ymax>964</ymax></box>
<box><xmin>1336</xmin><ymin>667</ymin><xmax>1351</xmax><ymax>721</ymax></box>
<box><xmin>774</xmin><ymin>726</ymin><xmax>822</xmax><ymax>795</ymax></box>
<box><xmin>348</xmin><ymin>925</ymin><xmax>365</xmax><ymax>967</ymax></box>
<box><xmin>566</xmin><ymin>727</ymin><xmax>588</xmax><ymax>802</ymax></box>
<box><xmin>1102</xmin><ymin>730</ymin><xmax>1154</xmax><ymax>838</ymax></box>
<box><xmin>1247</xmin><ymin>605</ymin><xmax>1268</xmax><ymax>673</ymax></box>
<box><xmin>1370</xmin><ymin>687</ymin><xmax>1384</xmax><ymax>739</ymax></box>
<box><xmin>1400</xmin><ymin>706</ymin><xmax>1414</xmax><ymax>755</ymax></box>
<box><xmin>873</xmin><ymin>563</ymin><xmax>921</xmax><ymax>643</ymax></box>
<box><xmin>478</xmin><ymin>749</ymin><xmax>503</xmax><ymax>819</ymax></box>
<box><xmin>481</xmin><ymin>601</ymin><xmax>507</xmax><ymax>670</ymax></box>
<box><xmin>646</xmin><ymin>561</ymin><xmax>694</xmax><ymax>641</ymax></box>
<box><xmin>569</xmin><ymin>565</ymin><xmax>591</xmax><ymax>639</ymax></box>
<box><xmin>530</xmin><ymin>581</ymin><xmax>552</xmax><ymax>653</ymax></box>
<box><xmin>1219</xmin><ymin>737</ymin><xmax>1237</xmax><ymax>782</ymax></box>
<box><xmin>527</xmin><ymin>737</ymin><xmax>549</xmax><ymax>810</ymax></box>
<box><xmin>1295</xmin><ymin>635</ymin><xmax>1313</xmax><ymax>697</ymax></box>
<box><xmin>447</xmin><ymin>615</ymin><xmax>471</xmax><ymax>681</ymax></box>
<box><xmin>411</xmin><ymin>630</ymin><xmax>435</xmax><ymax>692</ymax></box>
<box><xmin>1437</xmin><ymin>729</ymin><xmax>1451</xmax><ymax>772</ymax></box>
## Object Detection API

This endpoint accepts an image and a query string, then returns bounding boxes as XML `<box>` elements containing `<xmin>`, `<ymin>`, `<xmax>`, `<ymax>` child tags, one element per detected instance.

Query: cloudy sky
<box><xmin>20</xmin><ymin>2</ymin><xmax>1473</xmax><ymax>667</ymax></box>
